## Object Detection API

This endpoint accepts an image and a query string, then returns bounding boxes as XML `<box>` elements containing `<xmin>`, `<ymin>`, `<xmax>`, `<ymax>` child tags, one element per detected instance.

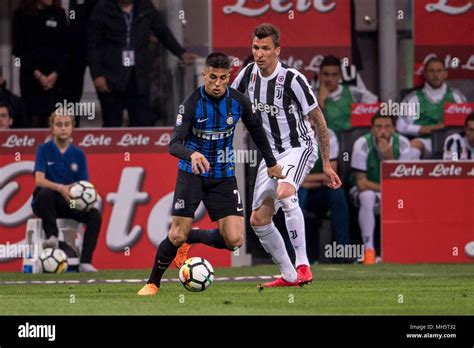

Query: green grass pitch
<box><xmin>0</xmin><ymin>264</ymin><xmax>473</xmax><ymax>315</ymax></box>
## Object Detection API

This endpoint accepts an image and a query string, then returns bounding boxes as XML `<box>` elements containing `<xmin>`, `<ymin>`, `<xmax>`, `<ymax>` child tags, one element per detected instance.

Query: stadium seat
<box><xmin>431</xmin><ymin>127</ymin><xmax>464</xmax><ymax>159</ymax></box>
<box><xmin>338</xmin><ymin>127</ymin><xmax>371</xmax><ymax>185</ymax></box>
<box><xmin>22</xmin><ymin>218</ymin><xmax>84</xmax><ymax>273</ymax></box>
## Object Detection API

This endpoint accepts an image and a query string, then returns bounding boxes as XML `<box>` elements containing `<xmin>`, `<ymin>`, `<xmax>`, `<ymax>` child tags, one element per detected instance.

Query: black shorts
<box><xmin>172</xmin><ymin>170</ymin><xmax>244</xmax><ymax>221</ymax></box>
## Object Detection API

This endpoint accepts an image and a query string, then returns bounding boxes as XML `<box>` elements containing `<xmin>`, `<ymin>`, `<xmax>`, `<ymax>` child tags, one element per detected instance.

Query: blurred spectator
<box><xmin>12</xmin><ymin>0</ymin><xmax>68</xmax><ymax>128</ymax></box>
<box><xmin>299</xmin><ymin>128</ymin><xmax>350</xmax><ymax>251</ymax></box>
<box><xmin>0</xmin><ymin>102</ymin><xmax>14</xmax><ymax>129</ymax></box>
<box><xmin>87</xmin><ymin>0</ymin><xmax>196</xmax><ymax>127</ymax></box>
<box><xmin>32</xmin><ymin>111</ymin><xmax>101</xmax><ymax>272</ymax></box>
<box><xmin>61</xmin><ymin>0</ymin><xmax>97</xmax><ymax>127</ymax></box>
<box><xmin>397</xmin><ymin>57</ymin><xmax>467</xmax><ymax>159</ymax></box>
<box><xmin>443</xmin><ymin>113</ymin><xmax>474</xmax><ymax>160</ymax></box>
<box><xmin>0</xmin><ymin>71</ymin><xmax>29</xmax><ymax>128</ymax></box>
<box><xmin>350</xmin><ymin>114</ymin><xmax>411</xmax><ymax>265</ymax></box>
<box><xmin>317</xmin><ymin>55</ymin><xmax>377</xmax><ymax>133</ymax></box>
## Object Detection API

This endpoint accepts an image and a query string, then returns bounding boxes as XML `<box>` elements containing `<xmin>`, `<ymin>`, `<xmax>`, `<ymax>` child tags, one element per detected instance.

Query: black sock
<box><xmin>186</xmin><ymin>229</ymin><xmax>230</xmax><ymax>250</ymax></box>
<box><xmin>148</xmin><ymin>237</ymin><xmax>178</xmax><ymax>286</ymax></box>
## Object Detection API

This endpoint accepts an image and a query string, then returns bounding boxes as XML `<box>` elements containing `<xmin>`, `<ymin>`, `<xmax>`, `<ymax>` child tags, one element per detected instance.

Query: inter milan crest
<box><xmin>226</xmin><ymin>116</ymin><xmax>233</xmax><ymax>125</ymax></box>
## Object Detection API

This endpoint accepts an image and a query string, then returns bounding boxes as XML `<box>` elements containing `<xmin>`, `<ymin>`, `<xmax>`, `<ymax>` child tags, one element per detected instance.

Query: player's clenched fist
<box><xmin>267</xmin><ymin>164</ymin><xmax>286</xmax><ymax>180</ymax></box>
<box><xmin>190</xmin><ymin>152</ymin><xmax>210</xmax><ymax>174</ymax></box>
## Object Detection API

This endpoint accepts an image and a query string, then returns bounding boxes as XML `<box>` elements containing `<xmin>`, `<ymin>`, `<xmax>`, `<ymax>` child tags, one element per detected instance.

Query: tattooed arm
<box><xmin>308</xmin><ymin>106</ymin><xmax>342</xmax><ymax>189</ymax></box>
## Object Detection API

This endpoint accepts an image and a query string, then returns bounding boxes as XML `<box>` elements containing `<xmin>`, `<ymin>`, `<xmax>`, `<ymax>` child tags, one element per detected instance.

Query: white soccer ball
<box><xmin>69</xmin><ymin>181</ymin><xmax>97</xmax><ymax>211</ymax></box>
<box><xmin>40</xmin><ymin>248</ymin><xmax>68</xmax><ymax>273</ymax></box>
<box><xmin>464</xmin><ymin>241</ymin><xmax>474</xmax><ymax>258</ymax></box>
<box><xmin>178</xmin><ymin>257</ymin><xmax>214</xmax><ymax>292</ymax></box>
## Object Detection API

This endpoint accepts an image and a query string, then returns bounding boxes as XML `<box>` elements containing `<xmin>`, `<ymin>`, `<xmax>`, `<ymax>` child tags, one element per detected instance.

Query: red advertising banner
<box><xmin>0</xmin><ymin>128</ymin><xmax>230</xmax><ymax>271</ymax></box>
<box><xmin>351</xmin><ymin>103</ymin><xmax>380</xmax><ymax>127</ymax></box>
<box><xmin>382</xmin><ymin>161</ymin><xmax>474</xmax><ymax>263</ymax></box>
<box><xmin>444</xmin><ymin>102</ymin><xmax>474</xmax><ymax>126</ymax></box>
<box><xmin>212</xmin><ymin>0</ymin><xmax>352</xmax><ymax>80</ymax></box>
<box><xmin>414</xmin><ymin>0</ymin><xmax>474</xmax><ymax>80</ymax></box>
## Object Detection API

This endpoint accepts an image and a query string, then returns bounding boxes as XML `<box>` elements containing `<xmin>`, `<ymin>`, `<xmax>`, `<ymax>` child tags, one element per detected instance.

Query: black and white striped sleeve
<box><xmin>231</xmin><ymin>63</ymin><xmax>255</xmax><ymax>94</ymax></box>
<box><xmin>290</xmin><ymin>70</ymin><xmax>318</xmax><ymax>115</ymax></box>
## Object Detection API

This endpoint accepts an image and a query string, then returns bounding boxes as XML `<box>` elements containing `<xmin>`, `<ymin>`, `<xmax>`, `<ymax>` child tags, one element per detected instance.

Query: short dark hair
<box><xmin>371</xmin><ymin>112</ymin><xmax>396</xmax><ymax>127</ymax></box>
<box><xmin>424</xmin><ymin>56</ymin><xmax>446</xmax><ymax>70</ymax></box>
<box><xmin>465</xmin><ymin>113</ymin><xmax>474</xmax><ymax>127</ymax></box>
<box><xmin>320</xmin><ymin>55</ymin><xmax>341</xmax><ymax>72</ymax></box>
<box><xmin>205</xmin><ymin>52</ymin><xmax>230</xmax><ymax>69</ymax></box>
<box><xmin>253</xmin><ymin>23</ymin><xmax>280</xmax><ymax>48</ymax></box>
<box><xmin>0</xmin><ymin>102</ymin><xmax>12</xmax><ymax>118</ymax></box>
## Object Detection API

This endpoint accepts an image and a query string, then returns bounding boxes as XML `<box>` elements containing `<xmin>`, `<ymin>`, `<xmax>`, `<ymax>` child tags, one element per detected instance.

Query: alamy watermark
<box><xmin>324</xmin><ymin>242</ymin><xmax>364</xmax><ymax>261</ymax></box>
<box><xmin>217</xmin><ymin>148</ymin><xmax>259</xmax><ymax>167</ymax></box>
<box><xmin>380</xmin><ymin>100</ymin><xmax>420</xmax><ymax>119</ymax></box>
<box><xmin>55</xmin><ymin>99</ymin><xmax>95</xmax><ymax>120</ymax></box>
<box><xmin>0</xmin><ymin>242</ymin><xmax>39</xmax><ymax>259</ymax></box>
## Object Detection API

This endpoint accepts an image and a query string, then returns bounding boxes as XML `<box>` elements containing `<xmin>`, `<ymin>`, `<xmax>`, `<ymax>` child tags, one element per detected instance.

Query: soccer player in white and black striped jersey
<box><xmin>443</xmin><ymin>113</ymin><xmax>474</xmax><ymax>160</ymax></box>
<box><xmin>232</xmin><ymin>23</ymin><xmax>341</xmax><ymax>287</ymax></box>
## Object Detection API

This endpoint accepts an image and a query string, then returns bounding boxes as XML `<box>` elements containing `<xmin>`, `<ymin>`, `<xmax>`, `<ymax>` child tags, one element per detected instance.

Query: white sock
<box><xmin>280</xmin><ymin>196</ymin><xmax>309</xmax><ymax>266</ymax></box>
<box><xmin>252</xmin><ymin>223</ymin><xmax>297</xmax><ymax>282</ymax></box>
<box><xmin>358</xmin><ymin>190</ymin><xmax>376</xmax><ymax>250</ymax></box>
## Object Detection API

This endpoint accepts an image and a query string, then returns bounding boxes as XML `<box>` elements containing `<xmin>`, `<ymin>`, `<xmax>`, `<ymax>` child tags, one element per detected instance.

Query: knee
<box><xmin>250</xmin><ymin>212</ymin><xmax>271</xmax><ymax>227</ymax></box>
<box><xmin>168</xmin><ymin>225</ymin><xmax>188</xmax><ymax>246</ymax></box>
<box><xmin>358</xmin><ymin>190</ymin><xmax>376</xmax><ymax>207</ymax></box>
<box><xmin>86</xmin><ymin>208</ymin><xmax>102</xmax><ymax>225</ymax></box>
<box><xmin>276</xmin><ymin>183</ymin><xmax>295</xmax><ymax>200</ymax></box>
<box><xmin>225</xmin><ymin>235</ymin><xmax>243</xmax><ymax>249</ymax></box>
<box><xmin>35</xmin><ymin>187</ymin><xmax>56</xmax><ymax>202</ymax></box>
<box><xmin>410</xmin><ymin>139</ymin><xmax>424</xmax><ymax>151</ymax></box>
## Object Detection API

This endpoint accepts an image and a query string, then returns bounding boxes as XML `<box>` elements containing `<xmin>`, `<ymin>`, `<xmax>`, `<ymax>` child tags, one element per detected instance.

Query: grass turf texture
<box><xmin>0</xmin><ymin>264</ymin><xmax>472</xmax><ymax>315</ymax></box>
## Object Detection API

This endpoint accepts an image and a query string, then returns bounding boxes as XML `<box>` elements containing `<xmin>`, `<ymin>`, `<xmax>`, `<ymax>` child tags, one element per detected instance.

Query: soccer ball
<box><xmin>40</xmin><ymin>248</ymin><xmax>68</xmax><ymax>273</ymax></box>
<box><xmin>178</xmin><ymin>257</ymin><xmax>214</xmax><ymax>292</ymax></box>
<box><xmin>464</xmin><ymin>241</ymin><xmax>474</xmax><ymax>258</ymax></box>
<box><xmin>69</xmin><ymin>181</ymin><xmax>97</xmax><ymax>211</ymax></box>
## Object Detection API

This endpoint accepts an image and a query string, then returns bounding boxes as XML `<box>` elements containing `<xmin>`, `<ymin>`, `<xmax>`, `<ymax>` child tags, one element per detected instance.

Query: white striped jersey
<box><xmin>232</xmin><ymin>61</ymin><xmax>318</xmax><ymax>155</ymax></box>
<box><xmin>443</xmin><ymin>132</ymin><xmax>473</xmax><ymax>160</ymax></box>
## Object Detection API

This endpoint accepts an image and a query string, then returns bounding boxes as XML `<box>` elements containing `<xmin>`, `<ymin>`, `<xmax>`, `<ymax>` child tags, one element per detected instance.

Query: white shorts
<box><xmin>252</xmin><ymin>145</ymin><xmax>318</xmax><ymax>211</ymax></box>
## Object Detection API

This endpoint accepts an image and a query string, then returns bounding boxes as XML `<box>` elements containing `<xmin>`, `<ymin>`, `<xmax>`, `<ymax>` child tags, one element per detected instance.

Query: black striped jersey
<box><xmin>232</xmin><ymin>61</ymin><xmax>318</xmax><ymax>155</ymax></box>
<box><xmin>443</xmin><ymin>132</ymin><xmax>473</xmax><ymax>160</ymax></box>
<box><xmin>168</xmin><ymin>86</ymin><xmax>276</xmax><ymax>179</ymax></box>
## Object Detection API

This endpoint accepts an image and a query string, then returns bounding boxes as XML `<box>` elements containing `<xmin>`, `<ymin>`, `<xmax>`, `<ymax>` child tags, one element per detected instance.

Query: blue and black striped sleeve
<box><xmin>169</xmin><ymin>97</ymin><xmax>195</xmax><ymax>161</ymax></box>
<box><xmin>238</xmin><ymin>93</ymin><xmax>277</xmax><ymax>168</ymax></box>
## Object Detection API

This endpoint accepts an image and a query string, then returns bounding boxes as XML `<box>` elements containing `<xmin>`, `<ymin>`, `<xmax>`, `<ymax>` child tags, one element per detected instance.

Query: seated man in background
<box><xmin>397</xmin><ymin>57</ymin><xmax>467</xmax><ymax>159</ymax></box>
<box><xmin>0</xmin><ymin>71</ymin><xmax>28</xmax><ymax>128</ymax></box>
<box><xmin>32</xmin><ymin>111</ymin><xmax>101</xmax><ymax>272</ymax></box>
<box><xmin>350</xmin><ymin>114</ymin><xmax>411</xmax><ymax>265</ymax></box>
<box><xmin>317</xmin><ymin>55</ymin><xmax>377</xmax><ymax>133</ymax></box>
<box><xmin>299</xmin><ymin>128</ymin><xmax>350</xmax><ymax>253</ymax></box>
<box><xmin>0</xmin><ymin>102</ymin><xmax>14</xmax><ymax>129</ymax></box>
<box><xmin>443</xmin><ymin>113</ymin><xmax>474</xmax><ymax>160</ymax></box>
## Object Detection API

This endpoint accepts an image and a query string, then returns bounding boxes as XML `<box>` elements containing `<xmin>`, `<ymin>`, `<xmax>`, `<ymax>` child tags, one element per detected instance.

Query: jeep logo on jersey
<box><xmin>252</xmin><ymin>99</ymin><xmax>279</xmax><ymax>117</ymax></box>
<box><xmin>192</xmin><ymin>127</ymin><xmax>234</xmax><ymax>140</ymax></box>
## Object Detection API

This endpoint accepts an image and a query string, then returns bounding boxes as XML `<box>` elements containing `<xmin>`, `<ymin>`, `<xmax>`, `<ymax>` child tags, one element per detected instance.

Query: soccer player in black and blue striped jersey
<box><xmin>138</xmin><ymin>52</ymin><xmax>284</xmax><ymax>295</ymax></box>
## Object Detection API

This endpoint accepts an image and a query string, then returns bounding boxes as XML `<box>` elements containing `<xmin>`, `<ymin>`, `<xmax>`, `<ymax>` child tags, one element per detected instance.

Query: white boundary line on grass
<box><xmin>0</xmin><ymin>275</ymin><xmax>281</xmax><ymax>286</ymax></box>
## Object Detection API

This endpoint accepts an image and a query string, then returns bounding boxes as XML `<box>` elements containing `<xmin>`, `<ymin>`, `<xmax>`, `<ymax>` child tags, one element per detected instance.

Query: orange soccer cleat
<box><xmin>296</xmin><ymin>264</ymin><xmax>313</xmax><ymax>285</ymax></box>
<box><xmin>174</xmin><ymin>243</ymin><xmax>192</xmax><ymax>269</ymax></box>
<box><xmin>137</xmin><ymin>283</ymin><xmax>159</xmax><ymax>296</ymax></box>
<box><xmin>258</xmin><ymin>277</ymin><xmax>300</xmax><ymax>289</ymax></box>
<box><xmin>363</xmin><ymin>248</ymin><xmax>376</xmax><ymax>265</ymax></box>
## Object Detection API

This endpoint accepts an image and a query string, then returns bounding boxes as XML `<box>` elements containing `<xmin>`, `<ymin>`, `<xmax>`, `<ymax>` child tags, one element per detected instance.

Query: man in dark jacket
<box><xmin>87</xmin><ymin>0</ymin><xmax>195</xmax><ymax>127</ymax></box>
<box><xmin>62</xmin><ymin>0</ymin><xmax>97</xmax><ymax>128</ymax></box>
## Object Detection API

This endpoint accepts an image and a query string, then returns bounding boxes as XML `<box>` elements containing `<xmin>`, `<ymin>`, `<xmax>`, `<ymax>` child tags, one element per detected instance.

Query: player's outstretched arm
<box><xmin>240</xmin><ymin>97</ymin><xmax>279</xmax><ymax>167</ymax></box>
<box><xmin>308</xmin><ymin>106</ymin><xmax>342</xmax><ymax>189</ymax></box>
